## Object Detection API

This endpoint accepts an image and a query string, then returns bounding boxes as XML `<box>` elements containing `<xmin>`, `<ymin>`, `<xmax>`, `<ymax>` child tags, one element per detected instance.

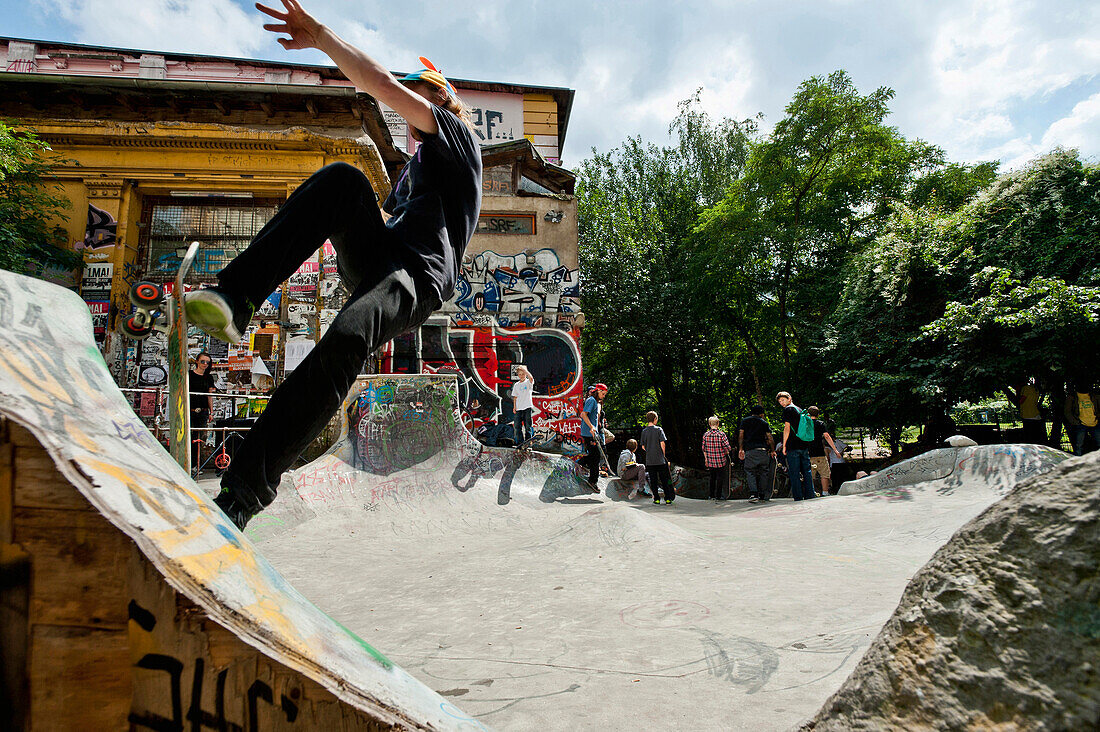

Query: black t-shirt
<box><xmin>188</xmin><ymin>370</ymin><xmax>215</xmax><ymax>413</ymax></box>
<box><xmin>383</xmin><ymin>105</ymin><xmax>483</xmax><ymax>301</ymax></box>
<box><xmin>783</xmin><ymin>405</ymin><xmax>810</xmax><ymax>451</ymax></box>
<box><xmin>809</xmin><ymin>419</ymin><xmax>829</xmax><ymax>457</ymax></box>
<box><xmin>738</xmin><ymin>416</ymin><xmax>772</xmax><ymax>450</ymax></box>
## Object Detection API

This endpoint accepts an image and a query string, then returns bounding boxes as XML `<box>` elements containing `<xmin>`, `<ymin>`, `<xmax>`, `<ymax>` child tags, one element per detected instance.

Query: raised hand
<box><xmin>256</xmin><ymin>0</ymin><xmax>323</xmax><ymax>51</ymax></box>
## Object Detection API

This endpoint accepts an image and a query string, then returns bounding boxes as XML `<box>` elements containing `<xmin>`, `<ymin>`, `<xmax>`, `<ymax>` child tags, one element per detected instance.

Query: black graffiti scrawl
<box><xmin>84</xmin><ymin>203</ymin><xmax>118</xmax><ymax>249</ymax></box>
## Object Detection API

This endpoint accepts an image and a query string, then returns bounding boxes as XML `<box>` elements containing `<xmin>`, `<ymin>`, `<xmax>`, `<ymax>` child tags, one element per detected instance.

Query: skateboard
<box><xmin>119</xmin><ymin>241</ymin><xmax>201</xmax><ymax>473</ymax></box>
<box><xmin>593</xmin><ymin>438</ymin><xmax>616</xmax><ymax>477</ymax></box>
<box><xmin>514</xmin><ymin>435</ymin><xmax>539</xmax><ymax>452</ymax></box>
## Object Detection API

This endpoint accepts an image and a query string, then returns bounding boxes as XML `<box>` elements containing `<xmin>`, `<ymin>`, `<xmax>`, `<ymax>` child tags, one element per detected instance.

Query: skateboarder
<box><xmin>186</xmin><ymin>0</ymin><xmax>482</xmax><ymax>529</ymax></box>
<box><xmin>579</xmin><ymin>383</ymin><xmax>608</xmax><ymax>490</ymax></box>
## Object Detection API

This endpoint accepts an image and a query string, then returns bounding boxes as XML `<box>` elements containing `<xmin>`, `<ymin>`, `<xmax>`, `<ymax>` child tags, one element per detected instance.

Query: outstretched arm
<box><xmin>257</xmin><ymin>0</ymin><xmax>439</xmax><ymax>134</ymax></box>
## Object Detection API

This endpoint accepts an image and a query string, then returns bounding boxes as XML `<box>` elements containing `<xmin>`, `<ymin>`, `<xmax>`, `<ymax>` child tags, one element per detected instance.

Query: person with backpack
<box><xmin>777</xmin><ymin>391</ymin><xmax>816</xmax><ymax>501</ymax></box>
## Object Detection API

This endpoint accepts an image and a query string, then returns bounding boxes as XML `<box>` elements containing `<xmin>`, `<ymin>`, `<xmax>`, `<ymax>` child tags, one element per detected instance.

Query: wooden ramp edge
<box><xmin>0</xmin><ymin>270</ymin><xmax>480</xmax><ymax>731</ymax></box>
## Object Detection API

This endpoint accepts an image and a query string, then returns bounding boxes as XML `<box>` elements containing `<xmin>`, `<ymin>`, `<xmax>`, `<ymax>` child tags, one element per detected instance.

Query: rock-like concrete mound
<box><xmin>804</xmin><ymin>451</ymin><xmax>1100</xmax><ymax>731</ymax></box>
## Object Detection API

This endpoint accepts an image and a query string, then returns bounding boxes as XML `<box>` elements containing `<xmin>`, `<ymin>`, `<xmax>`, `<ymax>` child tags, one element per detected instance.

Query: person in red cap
<box><xmin>579</xmin><ymin>383</ymin><xmax>609</xmax><ymax>490</ymax></box>
<box><xmin>187</xmin><ymin>0</ymin><xmax>482</xmax><ymax>530</ymax></box>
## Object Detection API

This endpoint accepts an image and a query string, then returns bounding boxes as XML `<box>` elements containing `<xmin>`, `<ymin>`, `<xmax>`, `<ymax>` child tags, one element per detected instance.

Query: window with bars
<box><xmin>140</xmin><ymin>197</ymin><xmax>282</xmax><ymax>281</ymax></box>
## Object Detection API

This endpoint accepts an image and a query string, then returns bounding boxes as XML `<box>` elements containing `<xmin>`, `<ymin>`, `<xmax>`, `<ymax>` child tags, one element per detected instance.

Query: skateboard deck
<box><xmin>120</xmin><ymin>241</ymin><xmax>200</xmax><ymax>473</ymax></box>
<box><xmin>594</xmin><ymin>438</ymin><xmax>615</xmax><ymax>476</ymax></box>
<box><xmin>168</xmin><ymin>242</ymin><xmax>201</xmax><ymax>473</ymax></box>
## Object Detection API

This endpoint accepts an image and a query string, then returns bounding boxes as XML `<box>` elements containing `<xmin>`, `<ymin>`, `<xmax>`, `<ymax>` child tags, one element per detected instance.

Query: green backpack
<box><xmin>795</xmin><ymin>407</ymin><xmax>816</xmax><ymax>442</ymax></box>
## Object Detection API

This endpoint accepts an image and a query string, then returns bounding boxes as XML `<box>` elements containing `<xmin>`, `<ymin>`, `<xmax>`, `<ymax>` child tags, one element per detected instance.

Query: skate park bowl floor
<box><xmin>231</xmin><ymin>374</ymin><xmax>1072</xmax><ymax>731</ymax></box>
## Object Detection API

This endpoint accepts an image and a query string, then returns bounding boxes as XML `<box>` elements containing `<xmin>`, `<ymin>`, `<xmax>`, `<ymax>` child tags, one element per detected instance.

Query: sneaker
<box><xmin>663</xmin><ymin>499</ymin><xmax>674</xmax><ymax>505</ymax></box>
<box><xmin>748</xmin><ymin>497</ymin><xmax>759</xmax><ymax>504</ymax></box>
<box><xmin>185</xmin><ymin>287</ymin><xmax>254</xmax><ymax>344</ymax></box>
<box><xmin>213</xmin><ymin>490</ymin><xmax>257</xmax><ymax>531</ymax></box>
<box><xmin>653</xmin><ymin>498</ymin><xmax>661</xmax><ymax>505</ymax></box>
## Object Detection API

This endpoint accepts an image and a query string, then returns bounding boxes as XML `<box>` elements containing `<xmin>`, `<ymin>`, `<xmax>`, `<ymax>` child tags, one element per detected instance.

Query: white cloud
<box><xmin>33</xmin><ymin>0</ymin><xmax>267</xmax><ymax>56</ymax></box>
<box><xmin>15</xmin><ymin>0</ymin><xmax>1100</xmax><ymax>168</ymax></box>
<box><xmin>1041</xmin><ymin>92</ymin><xmax>1100</xmax><ymax>154</ymax></box>
<box><xmin>914</xmin><ymin>0</ymin><xmax>1100</xmax><ymax>163</ymax></box>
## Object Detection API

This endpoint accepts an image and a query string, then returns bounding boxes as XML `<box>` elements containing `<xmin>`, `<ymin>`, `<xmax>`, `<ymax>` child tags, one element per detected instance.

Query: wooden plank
<box><xmin>28</xmin><ymin>624</ymin><xmax>130</xmax><ymax>731</ymax></box>
<box><xmin>15</xmin><ymin>506</ymin><xmax>130</xmax><ymax>629</ymax></box>
<box><xmin>14</xmin><ymin>444</ymin><xmax>92</xmax><ymax>512</ymax></box>
<box><xmin>128</xmin><ymin>547</ymin><xmax>395</xmax><ymax>731</ymax></box>
<box><xmin>1</xmin><ymin>543</ymin><xmax>30</xmax><ymax>730</ymax></box>
<box><xmin>522</xmin><ymin>121</ymin><xmax>557</xmax><ymax>136</ymax></box>
<box><xmin>8</xmin><ymin>422</ymin><xmax>42</xmax><ymax>448</ymax></box>
<box><xmin>1</xmin><ymin>435</ymin><xmax>12</xmax><ymax>544</ymax></box>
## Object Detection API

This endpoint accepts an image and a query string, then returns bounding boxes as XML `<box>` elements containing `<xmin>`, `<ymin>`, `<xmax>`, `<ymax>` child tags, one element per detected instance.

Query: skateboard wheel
<box><xmin>130</xmin><ymin>281</ymin><xmax>164</xmax><ymax>308</ymax></box>
<box><xmin>120</xmin><ymin>313</ymin><xmax>154</xmax><ymax>340</ymax></box>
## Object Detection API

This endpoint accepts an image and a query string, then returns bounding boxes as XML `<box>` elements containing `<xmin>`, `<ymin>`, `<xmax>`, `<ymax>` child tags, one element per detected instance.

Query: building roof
<box><xmin>1</xmin><ymin>36</ymin><xmax>575</xmax><ymax>152</ymax></box>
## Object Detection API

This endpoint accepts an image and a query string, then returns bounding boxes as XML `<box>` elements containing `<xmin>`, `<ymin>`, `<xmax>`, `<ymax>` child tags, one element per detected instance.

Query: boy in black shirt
<box><xmin>186</xmin><ymin>0</ymin><xmax>482</xmax><ymax>529</ymax></box>
<box><xmin>737</xmin><ymin>405</ymin><xmax>775</xmax><ymax>502</ymax></box>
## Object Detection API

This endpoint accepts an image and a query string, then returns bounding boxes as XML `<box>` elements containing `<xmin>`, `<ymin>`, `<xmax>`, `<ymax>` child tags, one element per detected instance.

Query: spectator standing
<box><xmin>807</xmin><ymin>406</ymin><xmax>842</xmax><ymax>495</ymax></box>
<box><xmin>189</xmin><ymin>351</ymin><xmax>217</xmax><ymax>471</ymax></box>
<box><xmin>1008</xmin><ymin>380</ymin><xmax>1046</xmax><ymax>445</ymax></box>
<box><xmin>777</xmin><ymin>391</ymin><xmax>815</xmax><ymax>501</ymax></box>
<box><xmin>641</xmin><ymin>411</ymin><xmax>674</xmax><ymax>504</ymax></box>
<box><xmin>1065</xmin><ymin>382</ymin><xmax>1100</xmax><ymax>455</ymax></box>
<box><xmin>579</xmin><ymin>383</ymin><xmax>608</xmax><ymax>489</ymax></box>
<box><xmin>738</xmin><ymin>405</ymin><xmax>775</xmax><ymax>502</ymax></box>
<box><xmin>701</xmin><ymin>416</ymin><xmax>731</xmax><ymax>501</ymax></box>
<box><xmin>511</xmin><ymin>364</ymin><xmax>535</xmax><ymax>446</ymax></box>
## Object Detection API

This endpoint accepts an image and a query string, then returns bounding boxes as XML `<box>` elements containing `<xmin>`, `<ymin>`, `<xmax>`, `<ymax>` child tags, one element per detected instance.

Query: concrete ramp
<box><xmin>838</xmin><ymin>443</ymin><xmax>1066</xmax><ymax>498</ymax></box>
<box><xmin>248</xmin><ymin>379</ymin><xmax>1071</xmax><ymax>730</ymax></box>
<box><xmin>0</xmin><ymin>270</ymin><xmax>480</xmax><ymax>730</ymax></box>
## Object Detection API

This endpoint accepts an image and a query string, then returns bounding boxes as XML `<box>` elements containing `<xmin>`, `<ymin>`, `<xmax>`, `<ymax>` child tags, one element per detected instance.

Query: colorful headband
<box><xmin>400</xmin><ymin>56</ymin><xmax>456</xmax><ymax>97</ymax></box>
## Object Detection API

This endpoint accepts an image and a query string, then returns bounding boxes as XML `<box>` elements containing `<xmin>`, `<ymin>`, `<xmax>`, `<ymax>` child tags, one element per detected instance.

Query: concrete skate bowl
<box><xmin>248</xmin><ymin>378</ymin><xmax>1072</xmax><ymax>730</ymax></box>
<box><xmin>248</xmin><ymin>374</ymin><xmax>597</xmax><ymax>541</ymax></box>
<box><xmin>0</xmin><ymin>270</ymin><xmax>480</xmax><ymax>729</ymax></box>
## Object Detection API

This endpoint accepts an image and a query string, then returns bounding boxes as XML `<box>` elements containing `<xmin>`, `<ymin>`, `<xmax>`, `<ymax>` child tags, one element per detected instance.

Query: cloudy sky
<box><xmin>5</xmin><ymin>0</ymin><xmax>1099</xmax><ymax>170</ymax></box>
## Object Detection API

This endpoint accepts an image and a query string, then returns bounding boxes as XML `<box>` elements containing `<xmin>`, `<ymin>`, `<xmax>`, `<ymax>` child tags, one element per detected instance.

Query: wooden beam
<box><xmin>213</xmin><ymin>100</ymin><xmax>228</xmax><ymax>116</ymax></box>
<box><xmin>260</xmin><ymin>101</ymin><xmax>273</xmax><ymax>116</ymax></box>
<box><xmin>305</xmin><ymin>100</ymin><xmax>318</xmax><ymax>118</ymax></box>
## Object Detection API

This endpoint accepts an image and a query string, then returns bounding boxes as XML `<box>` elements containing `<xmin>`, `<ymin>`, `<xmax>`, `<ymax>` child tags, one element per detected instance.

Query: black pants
<box><xmin>582</xmin><ymin>436</ymin><xmax>602</xmax><ymax>484</ymax></box>
<box><xmin>191</xmin><ymin>409</ymin><xmax>209</xmax><ymax>473</ymax></box>
<box><xmin>708</xmin><ymin>465</ymin><xmax>727</xmax><ymax>499</ymax></box>
<box><xmin>648</xmin><ymin>463</ymin><xmax>673</xmax><ymax>500</ymax></box>
<box><xmin>218</xmin><ymin>163</ymin><xmax>441</xmax><ymax>510</ymax></box>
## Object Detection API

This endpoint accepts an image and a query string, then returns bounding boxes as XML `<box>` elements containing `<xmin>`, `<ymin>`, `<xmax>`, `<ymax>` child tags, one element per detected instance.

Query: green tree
<box><xmin>0</xmin><ymin>121</ymin><xmax>72</xmax><ymax>272</ymax></box>
<box><xmin>826</xmin><ymin>149</ymin><xmax>1100</xmax><ymax>450</ymax></box>
<box><xmin>577</xmin><ymin>95</ymin><xmax>756</xmax><ymax>463</ymax></box>
<box><xmin>694</xmin><ymin>70</ymin><xmax>946</xmax><ymax>398</ymax></box>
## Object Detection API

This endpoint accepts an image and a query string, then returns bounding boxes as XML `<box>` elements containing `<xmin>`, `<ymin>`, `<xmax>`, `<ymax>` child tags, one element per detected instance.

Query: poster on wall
<box><xmin>86</xmin><ymin>300</ymin><xmax>110</xmax><ymax>336</ymax></box>
<box><xmin>81</xmin><ymin>262</ymin><xmax>113</xmax><ymax>298</ymax></box>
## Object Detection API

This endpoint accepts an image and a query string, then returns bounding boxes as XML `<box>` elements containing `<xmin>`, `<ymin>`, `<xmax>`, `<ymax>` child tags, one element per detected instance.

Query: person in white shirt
<box><xmin>511</xmin><ymin>364</ymin><xmax>535</xmax><ymax>446</ymax></box>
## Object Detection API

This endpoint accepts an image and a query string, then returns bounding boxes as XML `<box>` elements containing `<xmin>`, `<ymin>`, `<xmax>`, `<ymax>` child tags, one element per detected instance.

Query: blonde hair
<box><xmin>708</xmin><ymin>416</ymin><xmax>720</xmax><ymax>428</ymax></box>
<box><xmin>776</xmin><ymin>391</ymin><xmax>791</xmax><ymax>401</ymax></box>
<box><xmin>441</xmin><ymin>89</ymin><xmax>473</xmax><ymax>128</ymax></box>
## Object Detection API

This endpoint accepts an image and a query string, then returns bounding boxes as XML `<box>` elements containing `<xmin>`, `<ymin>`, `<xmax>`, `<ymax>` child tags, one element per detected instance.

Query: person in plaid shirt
<box><xmin>702</xmin><ymin>416</ymin><xmax>732</xmax><ymax>500</ymax></box>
